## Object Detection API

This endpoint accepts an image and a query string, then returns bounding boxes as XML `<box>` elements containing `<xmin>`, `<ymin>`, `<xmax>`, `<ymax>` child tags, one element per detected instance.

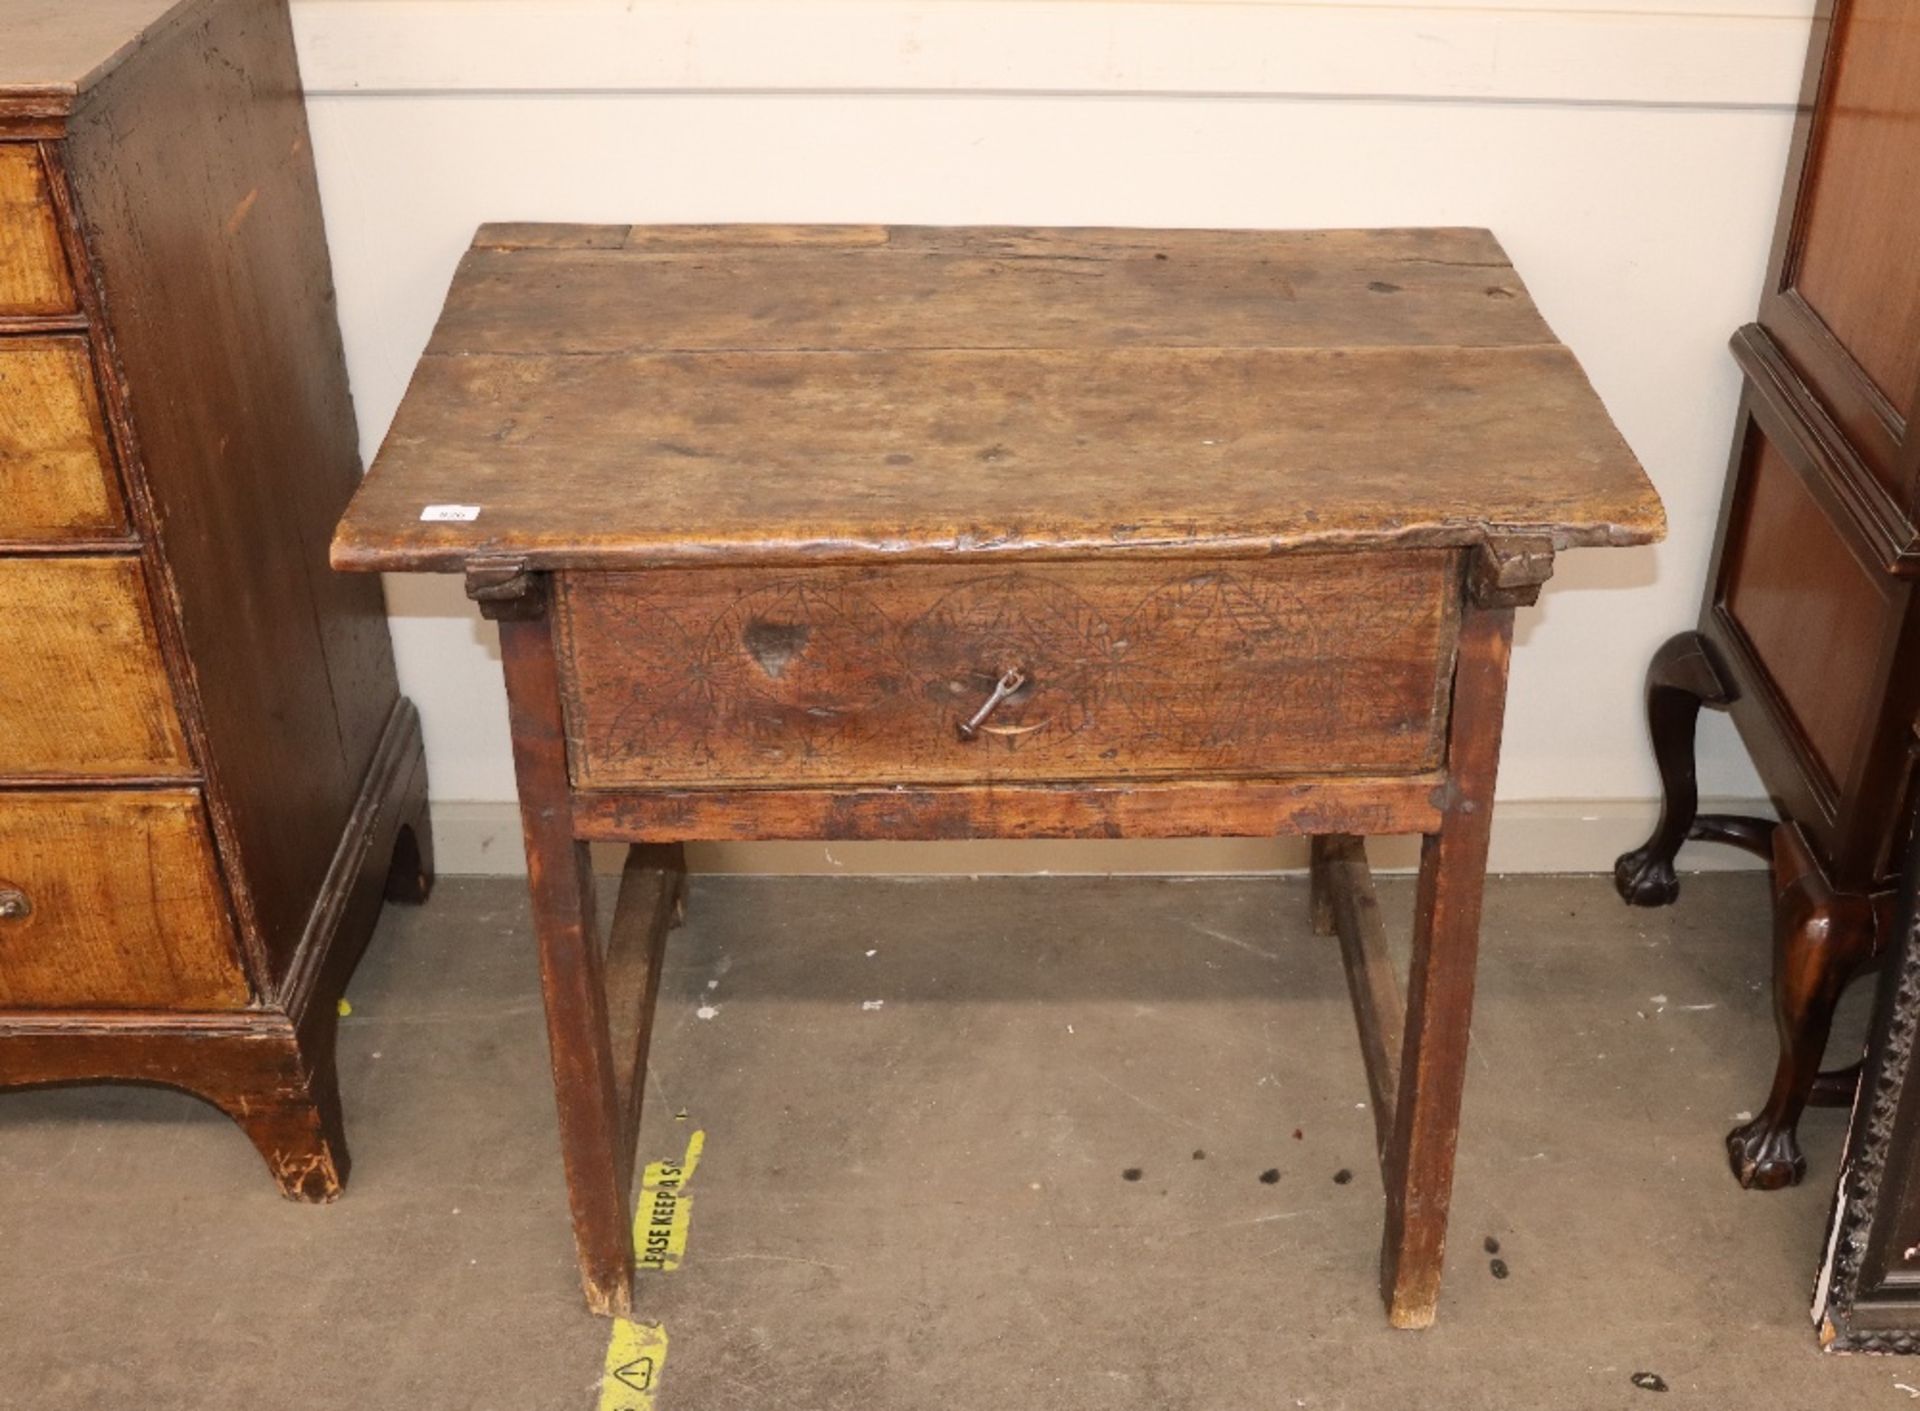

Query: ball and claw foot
<box><xmin>1614</xmin><ymin>845</ymin><xmax>1680</xmax><ymax>908</ymax></box>
<box><xmin>1726</xmin><ymin>1116</ymin><xmax>1805</xmax><ymax>1191</ymax></box>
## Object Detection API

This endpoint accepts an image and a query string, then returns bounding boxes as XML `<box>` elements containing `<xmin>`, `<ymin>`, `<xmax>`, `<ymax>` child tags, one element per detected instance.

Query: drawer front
<box><xmin>557</xmin><ymin>553</ymin><xmax>1460</xmax><ymax>789</ymax></box>
<box><xmin>0</xmin><ymin>145</ymin><xmax>75</xmax><ymax>317</ymax></box>
<box><xmin>0</xmin><ymin>335</ymin><xmax>128</xmax><ymax>540</ymax></box>
<box><xmin>0</xmin><ymin>789</ymin><xmax>246</xmax><ymax>1010</ymax></box>
<box><xmin>0</xmin><ymin>557</ymin><xmax>194</xmax><ymax>779</ymax></box>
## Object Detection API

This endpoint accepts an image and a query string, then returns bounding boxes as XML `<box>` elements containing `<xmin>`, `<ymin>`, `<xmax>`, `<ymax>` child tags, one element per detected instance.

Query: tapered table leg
<box><xmin>1380</xmin><ymin>603</ymin><xmax>1513</xmax><ymax>1329</ymax></box>
<box><xmin>494</xmin><ymin>577</ymin><xmax>634</xmax><ymax>1318</ymax></box>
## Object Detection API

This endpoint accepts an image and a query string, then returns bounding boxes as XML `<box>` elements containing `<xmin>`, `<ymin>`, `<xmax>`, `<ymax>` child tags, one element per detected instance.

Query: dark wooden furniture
<box><xmin>1615</xmin><ymin>0</ymin><xmax>1920</xmax><ymax>1192</ymax></box>
<box><xmin>333</xmin><ymin>222</ymin><xmax>1662</xmax><ymax>1325</ymax></box>
<box><xmin>1816</xmin><ymin>731</ymin><xmax>1920</xmax><ymax>1352</ymax></box>
<box><xmin>0</xmin><ymin>0</ymin><xmax>431</xmax><ymax>1199</ymax></box>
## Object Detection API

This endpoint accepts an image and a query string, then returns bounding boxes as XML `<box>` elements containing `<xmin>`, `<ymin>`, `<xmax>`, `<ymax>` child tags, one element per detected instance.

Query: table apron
<box><xmin>569</xmin><ymin>772</ymin><xmax>1450</xmax><ymax>843</ymax></box>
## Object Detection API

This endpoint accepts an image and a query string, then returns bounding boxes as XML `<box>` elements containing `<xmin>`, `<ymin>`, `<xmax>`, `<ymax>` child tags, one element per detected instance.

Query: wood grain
<box><xmin>1381</xmin><ymin>605</ymin><xmax>1514</xmax><ymax>1330</ymax></box>
<box><xmin>1724</xmin><ymin>433</ymin><xmax>1890</xmax><ymax>795</ymax></box>
<box><xmin>0</xmin><ymin>335</ymin><xmax>125</xmax><ymax>540</ymax></box>
<box><xmin>1317</xmin><ymin>833</ymin><xmax>1406</xmax><ymax>1163</ymax></box>
<box><xmin>435</xmin><ymin>225</ymin><xmax>1552</xmax><ymax>356</ymax></box>
<box><xmin>333</xmin><ymin>225</ymin><xmax>1662</xmax><ymax>574</ymax></box>
<box><xmin>0</xmin><ymin>556</ymin><xmax>193</xmax><ymax>777</ymax></box>
<box><xmin>1792</xmin><ymin>0</ymin><xmax>1920</xmax><ymax>422</ymax></box>
<box><xmin>604</xmin><ymin>842</ymin><xmax>685</xmax><ymax>1203</ymax></box>
<box><xmin>0</xmin><ymin>0</ymin><xmax>428</xmax><ymax>1206</ymax></box>
<box><xmin>0</xmin><ymin>143</ymin><xmax>74</xmax><ymax>315</ymax></box>
<box><xmin>65</xmin><ymin>0</ymin><xmax>402</xmax><ymax>978</ymax></box>
<box><xmin>0</xmin><ymin>0</ymin><xmax>184</xmax><ymax>101</ymax></box>
<box><xmin>556</xmin><ymin>555</ymin><xmax>1459</xmax><ymax>789</ymax></box>
<box><xmin>572</xmin><ymin>773</ymin><xmax>1448</xmax><ymax>844</ymax></box>
<box><xmin>0</xmin><ymin>788</ymin><xmax>246</xmax><ymax>1009</ymax></box>
<box><xmin>500</xmin><ymin>604</ymin><xmax>635</xmax><ymax>1317</ymax></box>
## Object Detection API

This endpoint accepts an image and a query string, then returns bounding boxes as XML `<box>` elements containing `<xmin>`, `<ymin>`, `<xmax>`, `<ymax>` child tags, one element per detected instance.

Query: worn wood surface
<box><xmin>0</xmin><ymin>789</ymin><xmax>245</xmax><ymax>1009</ymax></box>
<box><xmin>1316</xmin><ymin>833</ymin><xmax>1407</xmax><ymax>1162</ymax></box>
<box><xmin>0</xmin><ymin>335</ymin><xmax>124</xmax><ymax>539</ymax></box>
<box><xmin>64</xmin><ymin>0</ymin><xmax>402</xmax><ymax>980</ymax></box>
<box><xmin>349</xmin><ymin>221</ymin><xmax>1662</xmax><ymax>1325</ymax></box>
<box><xmin>334</xmin><ymin>224</ymin><xmax>1662</xmax><ymax>574</ymax></box>
<box><xmin>0</xmin><ymin>142</ymin><xmax>73</xmax><ymax>314</ymax></box>
<box><xmin>500</xmin><ymin>605</ymin><xmax>635</xmax><ymax>1317</ymax></box>
<box><xmin>0</xmin><ymin>557</ymin><xmax>192</xmax><ymax>777</ymax></box>
<box><xmin>556</xmin><ymin>554</ymin><xmax>1458</xmax><ymax>789</ymax></box>
<box><xmin>604</xmin><ymin>842</ymin><xmax>686</xmax><ymax>1203</ymax></box>
<box><xmin>0</xmin><ymin>0</ymin><xmax>188</xmax><ymax>102</ymax></box>
<box><xmin>0</xmin><ymin>1009</ymin><xmax>344</xmax><ymax>1188</ymax></box>
<box><xmin>0</xmin><ymin>0</ymin><xmax>426</xmax><ymax>1204</ymax></box>
<box><xmin>1380</xmin><ymin>604</ymin><xmax>1514</xmax><ymax>1329</ymax></box>
<box><xmin>573</xmin><ymin>773</ymin><xmax>1448</xmax><ymax>844</ymax></box>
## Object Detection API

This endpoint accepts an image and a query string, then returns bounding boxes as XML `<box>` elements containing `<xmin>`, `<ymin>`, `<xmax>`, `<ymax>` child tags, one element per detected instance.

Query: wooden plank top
<box><xmin>0</xmin><ymin>0</ymin><xmax>188</xmax><ymax>104</ymax></box>
<box><xmin>333</xmin><ymin>225</ymin><xmax>1664</xmax><ymax>574</ymax></box>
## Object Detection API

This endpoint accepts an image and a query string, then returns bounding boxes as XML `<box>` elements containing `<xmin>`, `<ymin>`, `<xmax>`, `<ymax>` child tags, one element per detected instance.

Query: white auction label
<box><xmin>420</xmin><ymin>504</ymin><xmax>482</xmax><ymax>522</ymax></box>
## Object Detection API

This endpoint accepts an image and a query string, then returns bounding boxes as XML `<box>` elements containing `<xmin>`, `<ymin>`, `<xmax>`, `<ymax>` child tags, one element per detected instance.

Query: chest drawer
<box><xmin>0</xmin><ymin>336</ymin><xmax>128</xmax><ymax>541</ymax></box>
<box><xmin>0</xmin><ymin>556</ymin><xmax>194</xmax><ymax>779</ymax></box>
<box><xmin>0</xmin><ymin>789</ymin><xmax>246</xmax><ymax>1010</ymax></box>
<box><xmin>0</xmin><ymin>145</ymin><xmax>75</xmax><ymax>318</ymax></box>
<box><xmin>555</xmin><ymin>552</ymin><xmax>1461</xmax><ymax>790</ymax></box>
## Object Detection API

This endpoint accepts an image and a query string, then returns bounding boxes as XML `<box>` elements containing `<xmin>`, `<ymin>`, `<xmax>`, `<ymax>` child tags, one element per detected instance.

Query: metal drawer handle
<box><xmin>957</xmin><ymin>668</ymin><xmax>1026</xmax><ymax>740</ymax></box>
<box><xmin>0</xmin><ymin>884</ymin><xmax>29</xmax><ymax>921</ymax></box>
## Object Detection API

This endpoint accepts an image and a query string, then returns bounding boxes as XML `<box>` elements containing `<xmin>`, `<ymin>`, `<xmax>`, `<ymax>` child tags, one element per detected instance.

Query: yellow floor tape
<box><xmin>637</xmin><ymin>1130</ymin><xmax>704</xmax><ymax>1274</ymax></box>
<box><xmin>596</xmin><ymin>1129</ymin><xmax>704</xmax><ymax>1411</ymax></box>
<box><xmin>598</xmin><ymin>1320</ymin><xmax>668</xmax><ymax>1411</ymax></box>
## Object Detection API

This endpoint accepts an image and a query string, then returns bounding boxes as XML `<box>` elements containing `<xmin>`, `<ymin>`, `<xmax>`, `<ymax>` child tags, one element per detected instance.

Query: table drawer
<box><xmin>0</xmin><ymin>788</ymin><xmax>246</xmax><ymax>1010</ymax></box>
<box><xmin>0</xmin><ymin>145</ymin><xmax>75</xmax><ymax>317</ymax></box>
<box><xmin>0</xmin><ymin>556</ymin><xmax>194</xmax><ymax>779</ymax></box>
<box><xmin>0</xmin><ymin>335</ymin><xmax>128</xmax><ymax>540</ymax></box>
<box><xmin>556</xmin><ymin>552</ymin><xmax>1461</xmax><ymax>789</ymax></box>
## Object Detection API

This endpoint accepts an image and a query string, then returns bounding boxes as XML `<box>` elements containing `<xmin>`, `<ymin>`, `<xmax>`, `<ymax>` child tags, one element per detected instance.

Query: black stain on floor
<box><xmin>1259</xmin><ymin>1168</ymin><xmax>1281</xmax><ymax>1186</ymax></box>
<box><xmin>1333</xmin><ymin>1168</ymin><xmax>1354</xmax><ymax>1185</ymax></box>
<box><xmin>1122</xmin><ymin>1168</ymin><xmax>1143</xmax><ymax>1182</ymax></box>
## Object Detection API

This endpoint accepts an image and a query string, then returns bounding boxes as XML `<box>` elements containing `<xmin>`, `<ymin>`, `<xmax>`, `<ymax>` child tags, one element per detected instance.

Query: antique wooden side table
<box><xmin>333</xmin><ymin>224</ymin><xmax>1663</xmax><ymax>1328</ymax></box>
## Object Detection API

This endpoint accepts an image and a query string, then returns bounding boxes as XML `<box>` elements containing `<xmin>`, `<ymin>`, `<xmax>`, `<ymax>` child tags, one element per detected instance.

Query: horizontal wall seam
<box><xmin>303</xmin><ymin>87</ymin><xmax>1800</xmax><ymax>113</ymax></box>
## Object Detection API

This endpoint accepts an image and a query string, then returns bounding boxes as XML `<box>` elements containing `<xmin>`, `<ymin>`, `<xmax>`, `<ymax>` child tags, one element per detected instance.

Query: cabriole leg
<box><xmin>1615</xmin><ymin>630</ymin><xmax>1736</xmax><ymax>907</ymax></box>
<box><xmin>1726</xmin><ymin>823</ymin><xmax>1880</xmax><ymax>1190</ymax></box>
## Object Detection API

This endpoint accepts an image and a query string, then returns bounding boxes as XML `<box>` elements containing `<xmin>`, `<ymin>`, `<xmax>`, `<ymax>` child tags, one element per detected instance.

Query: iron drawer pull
<box><xmin>0</xmin><ymin>885</ymin><xmax>29</xmax><ymax>921</ymax></box>
<box><xmin>956</xmin><ymin>668</ymin><xmax>1026</xmax><ymax>740</ymax></box>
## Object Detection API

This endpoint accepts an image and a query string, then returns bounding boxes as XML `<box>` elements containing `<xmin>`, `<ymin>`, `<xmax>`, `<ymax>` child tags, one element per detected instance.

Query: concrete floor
<box><xmin>0</xmin><ymin>871</ymin><xmax>1898</xmax><ymax>1409</ymax></box>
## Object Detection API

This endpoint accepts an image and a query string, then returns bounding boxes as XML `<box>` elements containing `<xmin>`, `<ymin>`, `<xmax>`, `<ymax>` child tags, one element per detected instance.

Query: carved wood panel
<box><xmin>555</xmin><ymin>553</ymin><xmax>1461</xmax><ymax>789</ymax></box>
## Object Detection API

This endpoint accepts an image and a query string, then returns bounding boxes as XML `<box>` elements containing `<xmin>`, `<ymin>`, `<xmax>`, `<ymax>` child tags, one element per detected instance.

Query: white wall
<box><xmin>291</xmin><ymin>0</ymin><xmax>1815</xmax><ymax>874</ymax></box>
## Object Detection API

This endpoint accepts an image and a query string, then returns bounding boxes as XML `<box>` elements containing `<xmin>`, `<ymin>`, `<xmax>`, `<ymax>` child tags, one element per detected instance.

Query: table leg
<box><xmin>497</xmin><ymin>602</ymin><xmax>634</xmax><ymax>1317</ymax></box>
<box><xmin>1379</xmin><ymin>604</ymin><xmax>1514</xmax><ymax>1329</ymax></box>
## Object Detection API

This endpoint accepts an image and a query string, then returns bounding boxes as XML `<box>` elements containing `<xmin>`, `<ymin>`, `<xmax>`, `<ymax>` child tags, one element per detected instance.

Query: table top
<box><xmin>0</xmin><ymin>0</ymin><xmax>187</xmax><ymax>101</ymax></box>
<box><xmin>332</xmin><ymin>224</ymin><xmax>1664</xmax><ymax>575</ymax></box>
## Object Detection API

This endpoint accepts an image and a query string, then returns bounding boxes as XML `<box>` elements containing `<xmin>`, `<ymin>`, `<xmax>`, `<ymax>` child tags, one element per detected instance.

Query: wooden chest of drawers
<box><xmin>0</xmin><ymin>0</ymin><xmax>430</xmax><ymax>1199</ymax></box>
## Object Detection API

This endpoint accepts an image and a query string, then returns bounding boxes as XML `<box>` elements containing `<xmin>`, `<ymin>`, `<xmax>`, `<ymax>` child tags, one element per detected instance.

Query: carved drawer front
<box><xmin>0</xmin><ymin>556</ymin><xmax>194</xmax><ymax>779</ymax></box>
<box><xmin>0</xmin><ymin>335</ymin><xmax>128</xmax><ymax>540</ymax></box>
<box><xmin>556</xmin><ymin>552</ymin><xmax>1460</xmax><ymax>789</ymax></box>
<box><xmin>0</xmin><ymin>789</ymin><xmax>246</xmax><ymax>1010</ymax></box>
<box><xmin>0</xmin><ymin>145</ymin><xmax>75</xmax><ymax>317</ymax></box>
